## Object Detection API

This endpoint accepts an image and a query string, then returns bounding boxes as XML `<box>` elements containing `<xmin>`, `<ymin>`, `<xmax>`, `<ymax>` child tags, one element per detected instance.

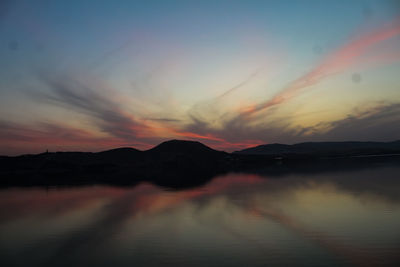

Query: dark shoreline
<box><xmin>1</xmin><ymin>141</ymin><xmax>399</xmax><ymax>189</ymax></box>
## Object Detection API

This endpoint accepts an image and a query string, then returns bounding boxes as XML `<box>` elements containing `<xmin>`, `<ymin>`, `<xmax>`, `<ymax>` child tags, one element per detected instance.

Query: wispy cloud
<box><xmin>143</xmin><ymin>117</ymin><xmax>181</xmax><ymax>122</ymax></box>
<box><xmin>217</xmin><ymin>68</ymin><xmax>262</xmax><ymax>99</ymax></box>
<box><xmin>314</xmin><ymin>102</ymin><xmax>400</xmax><ymax>141</ymax></box>
<box><xmin>35</xmin><ymin>75</ymin><xmax>153</xmax><ymax>141</ymax></box>
<box><xmin>240</xmin><ymin>18</ymin><xmax>400</xmax><ymax>116</ymax></box>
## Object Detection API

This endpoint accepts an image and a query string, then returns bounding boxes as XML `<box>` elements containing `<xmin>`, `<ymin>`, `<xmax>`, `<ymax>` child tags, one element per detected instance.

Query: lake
<box><xmin>1</xmin><ymin>159</ymin><xmax>400</xmax><ymax>267</ymax></box>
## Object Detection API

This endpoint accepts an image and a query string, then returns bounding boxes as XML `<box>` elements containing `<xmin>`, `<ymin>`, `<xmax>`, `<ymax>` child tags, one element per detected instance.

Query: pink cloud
<box><xmin>241</xmin><ymin>18</ymin><xmax>400</xmax><ymax>116</ymax></box>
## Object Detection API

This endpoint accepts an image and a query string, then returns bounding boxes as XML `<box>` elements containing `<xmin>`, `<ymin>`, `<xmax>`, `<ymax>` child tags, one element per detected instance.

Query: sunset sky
<box><xmin>1</xmin><ymin>0</ymin><xmax>400</xmax><ymax>155</ymax></box>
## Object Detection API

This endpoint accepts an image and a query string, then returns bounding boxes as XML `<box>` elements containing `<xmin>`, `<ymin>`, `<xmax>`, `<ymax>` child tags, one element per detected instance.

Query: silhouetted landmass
<box><xmin>0</xmin><ymin>140</ymin><xmax>400</xmax><ymax>188</ymax></box>
<box><xmin>235</xmin><ymin>140</ymin><xmax>400</xmax><ymax>157</ymax></box>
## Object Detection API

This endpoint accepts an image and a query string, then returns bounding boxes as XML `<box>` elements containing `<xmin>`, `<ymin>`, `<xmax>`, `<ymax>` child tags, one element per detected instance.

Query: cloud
<box><xmin>31</xmin><ymin>74</ymin><xmax>240</xmax><ymax>148</ymax></box>
<box><xmin>143</xmin><ymin>117</ymin><xmax>181</xmax><ymax>122</ymax></box>
<box><xmin>313</xmin><ymin>102</ymin><xmax>400</xmax><ymax>141</ymax></box>
<box><xmin>35</xmin><ymin>75</ymin><xmax>154</xmax><ymax>141</ymax></box>
<box><xmin>240</xmin><ymin>17</ymin><xmax>400</xmax><ymax>116</ymax></box>
<box><xmin>183</xmin><ymin>101</ymin><xmax>400</xmax><ymax>150</ymax></box>
<box><xmin>2</xmin><ymin>73</ymin><xmax>235</xmax><ymax>153</ymax></box>
<box><xmin>217</xmin><ymin>68</ymin><xmax>262</xmax><ymax>99</ymax></box>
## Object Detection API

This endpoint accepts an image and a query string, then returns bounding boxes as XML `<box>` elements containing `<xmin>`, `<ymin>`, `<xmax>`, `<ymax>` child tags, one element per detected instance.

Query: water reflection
<box><xmin>0</xmin><ymin>164</ymin><xmax>400</xmax><ymax>266</ymax></box>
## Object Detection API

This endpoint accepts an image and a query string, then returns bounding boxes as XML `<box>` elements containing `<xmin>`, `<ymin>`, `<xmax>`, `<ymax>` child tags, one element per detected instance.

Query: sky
<box><xmin>0</xmin><ymin>0</ymin><xmax>400</xmax><ymax>155</ymax></box>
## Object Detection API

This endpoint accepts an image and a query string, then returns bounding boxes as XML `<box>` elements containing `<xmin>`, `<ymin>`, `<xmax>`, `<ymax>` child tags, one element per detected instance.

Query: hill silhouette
<box><xmin>1</xmin><ymin>140</ymin><xmax>400</xmax><ymax>188</ymax></box>
<box><xmin>146</xmin><ymin>139</ymin><xmax>224</xmax><ymax>155</ymax></box>
<box><xmin>235</xmin><ymin>141</ymin><xmax>400</xmax><ymax>157</ymax></box>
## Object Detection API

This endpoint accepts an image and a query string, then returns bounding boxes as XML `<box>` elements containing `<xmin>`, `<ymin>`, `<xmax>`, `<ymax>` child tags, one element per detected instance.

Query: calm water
<box><xmin>1</xmin><ymin>161</ymin><xmax>400</xmax><ymax>267</ymax></box>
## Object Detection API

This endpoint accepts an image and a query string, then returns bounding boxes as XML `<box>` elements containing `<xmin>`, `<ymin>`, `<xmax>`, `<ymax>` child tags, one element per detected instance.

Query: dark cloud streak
<box><xmin>185</xmin><ymin>102</ymin><xmax>400</xmax><ymax>146</ymax></box>
<box><xmin>33</xmin><ymin>75</ymin><xmax>151</xmax><ymax>142</ymax></box>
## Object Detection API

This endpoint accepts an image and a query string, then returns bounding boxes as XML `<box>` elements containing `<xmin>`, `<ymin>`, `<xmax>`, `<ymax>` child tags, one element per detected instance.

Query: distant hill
<box><xmin>235</xmin><ymin>141</ymin><xmax>400</xmax><ymax>157</ymax></box>
<box><xmin>146</xmin><ymin>139</ymin><xmax>222</xmax><ymax>155</ymax></box>
<box><xmin>145</xmin><ymin>139</ymin><xmax>226</xmax><ymax>160</ymax></box>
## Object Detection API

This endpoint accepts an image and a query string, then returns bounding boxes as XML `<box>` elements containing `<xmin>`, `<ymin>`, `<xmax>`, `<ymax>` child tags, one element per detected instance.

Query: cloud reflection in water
<box><xmin>0</xmin><ymin>164</ymin><xmax>400</xmax><ymax>266</ymax></box>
